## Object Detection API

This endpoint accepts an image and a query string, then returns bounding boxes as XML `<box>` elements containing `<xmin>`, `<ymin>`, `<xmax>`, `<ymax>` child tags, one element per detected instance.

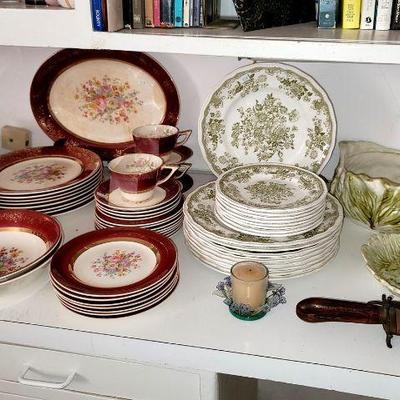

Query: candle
<box><xmin>231</xmin><ymin>261</ymin><xmax>268</xmax><ymax>309</ymax></box>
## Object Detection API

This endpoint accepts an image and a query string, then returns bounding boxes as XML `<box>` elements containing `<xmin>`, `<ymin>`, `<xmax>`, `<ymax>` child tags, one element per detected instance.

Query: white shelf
<box><xmin>0</xmin><ymin>172</ymin><xmax>399</xmax><ymax>400</ymax></box>
<box><xmin>2</xmin><ymin>2</ymin><xmax>400</xmax><ymax>63</ymax></box>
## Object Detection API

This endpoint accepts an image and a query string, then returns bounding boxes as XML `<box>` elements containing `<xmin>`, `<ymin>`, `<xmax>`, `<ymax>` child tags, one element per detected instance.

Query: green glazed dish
<box><xmin>361</xmin><ymin>233</ymin><xmax>400</xmax><ymax>297</ymax></box>
<box><xmin>331</xmin><ymin>141</ymin><xmax>400</xmax><ymax>233</ymax></box>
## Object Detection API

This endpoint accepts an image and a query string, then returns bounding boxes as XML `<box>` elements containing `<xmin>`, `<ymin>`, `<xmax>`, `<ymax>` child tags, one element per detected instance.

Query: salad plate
<box><xmin>199</xmin><ymin>63</ymin><xmax>336</xmax><ymax>176</ymax></box>
<box><xmin>31</xmin><ymin>49</ymin><xmax>179</xmax><ymax>160</ymax></box>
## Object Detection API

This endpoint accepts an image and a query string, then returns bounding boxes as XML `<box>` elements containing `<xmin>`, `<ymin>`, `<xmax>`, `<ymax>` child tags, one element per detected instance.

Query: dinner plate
<box><xmin>183</xmin><ymin>182</ymin><xmax>343</xmax><ymax>252</ymax></box>
<box><xmin>0</xmin><ymin>146</ymin><xmax>101</xmax><ymax>195</ymax></box>
<box><xmin>0</xmin><ymin>209</ymin><xmax>62</xmax><ymax>282</ymax></box>
<box><xmin>31</xmin><ymin>49</ymin><xmax>179</xmax><ymax>160</ymax></box>
<box><xmin>199</xmin><ymin>63</ymin><xmax>336</xmax><ymax>176</ymax></box>
<box><xmin>51</xmin><ymin>228</ymin><xmax>177</xmax><ymax>297</ymax></box>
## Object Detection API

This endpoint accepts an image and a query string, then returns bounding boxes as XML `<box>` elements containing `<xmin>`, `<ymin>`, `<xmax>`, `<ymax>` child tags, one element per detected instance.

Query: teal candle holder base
<box><xmin>214</xmin><ymin>277</ymin><xmax>286</xmax><ymax>321</ymax></box>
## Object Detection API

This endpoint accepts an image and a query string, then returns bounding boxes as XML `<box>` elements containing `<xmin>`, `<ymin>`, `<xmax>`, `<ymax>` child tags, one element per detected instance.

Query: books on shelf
<box><xmin>317</xmin><ymin>0</ymin><xmax>338</xmax><ymax>28</ymax></box>
<box><xmin>342</xmin><ymin>0</ymin><xmax>361</xmax><ymax>29</ymax></box>
<box><xmin>360</xmin><ymin>0</ymin><xmax>376</xmax><ymax>29</ymax></box>
<box><xmin>375</xmin><ymin>0</ymin><xmax>394</xmax><ymax>30</ymax></box>
<box><xmin>392</xmin><ymin>0</ymin><xmax>400</xmax><ymax>28</ymax></box>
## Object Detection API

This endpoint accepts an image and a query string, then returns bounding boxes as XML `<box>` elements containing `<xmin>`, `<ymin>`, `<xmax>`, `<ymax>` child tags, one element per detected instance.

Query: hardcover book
<box><xmin>106</xmin><ymin>0</ymin><xmax>124</xmax><ymax>31</ymax></box>
<box><xmin>133</xmin><ymin>0</ymin><xmax>145</xmax><ymax>28</ymax></box>
<box><xmin>183</xmin><ymin>0</ymin><xmax>190</xmax><ymax>26</ymax></box>
<box><xmin>91</xmin><ymin>0</ymin><xmax>106</xmax><ymax>31</ymax></box>
<box><xmin>318</xmin><ymin>0</ymin><xmax>337</xmax><ymax>28</ymax></box>
<box><xmin>145</xmin><ymin>0</ymin><xmax>154</xmax><ymax>26</ymax></box>
<box><xmin>392</xmin><ymin>0</ymin><xmax>400</xmax><ymax>28</ymax></box>
<box><xmin>375</xmin><ymin>0</ymin><xmax>393</xmax><ymax>29</ymax></box>
<box><xmin>174</xmin><ymin>0</ymin><xmax>183</xmax><ymax>26</ymax></box>
<box><xmin>192</xmin><ymin>0</ymin><xmax>200</xmax><ymax>26</ymax></box>
<box><xmin>153</xmin><ymin>0</ymin><xmax>161</xmax><ymax>26</ymax></box>
<box><xmin>161</xmin><ymin>0</ymin><xmax>174</xmax><ymax>26</ymax></box>
<box><xmin>123</xmin><ymin>0</ymin><xmax>133</xmax><ymax>28</ymax></box>
<box><xmin>342</xmin><ymin>0</ymin><xmax>361</xmax><ymax>29</ymax></box>
<box><xmin>360</xmin><ymin>0</ymin><xmax>376</xmax><ymax>29</ymax></box>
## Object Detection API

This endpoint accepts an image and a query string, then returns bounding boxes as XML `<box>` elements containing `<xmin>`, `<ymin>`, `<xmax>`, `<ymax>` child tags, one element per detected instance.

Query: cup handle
<box><xmin>157</xmin><ymin>164</ymin><xmax>179</xmax><ymax>186</ymax></box>
<box><xmin>175</xmin><ymin>130</ymin><xmax>192</xmax><ymax>147</ymax></box>
<box><xmin>173</xmin><ymin>162</ymin><xmax>192</xmax><ymax>179</ymax></box>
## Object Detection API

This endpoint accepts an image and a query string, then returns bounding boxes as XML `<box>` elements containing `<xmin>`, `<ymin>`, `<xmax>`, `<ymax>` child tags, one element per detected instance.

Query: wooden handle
<box><xmin>296</xmin><ymin>297</ymin><xmax>384</xmax><ymax>324</ymax></box>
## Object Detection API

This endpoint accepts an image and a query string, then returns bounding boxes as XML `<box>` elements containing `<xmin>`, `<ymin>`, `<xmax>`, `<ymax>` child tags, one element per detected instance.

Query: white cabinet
<box><xmin>0</xmin><ymin>343</ymin><xmax>206</xmax><ymax>400</ymax></box>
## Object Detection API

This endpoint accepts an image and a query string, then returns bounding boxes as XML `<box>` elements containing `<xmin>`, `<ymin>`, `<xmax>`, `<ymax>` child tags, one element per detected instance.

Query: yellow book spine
<box><xmin>342</xmin><ymin>0</ymin><xmax>362</xmax><ymax>28</ymax></box>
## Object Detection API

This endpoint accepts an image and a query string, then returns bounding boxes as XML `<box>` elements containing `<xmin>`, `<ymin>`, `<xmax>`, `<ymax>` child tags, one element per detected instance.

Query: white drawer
<box><xmin>0</xmin><ymin>342</ymin><xmax>201</xmax><ymax>400</ymax></box>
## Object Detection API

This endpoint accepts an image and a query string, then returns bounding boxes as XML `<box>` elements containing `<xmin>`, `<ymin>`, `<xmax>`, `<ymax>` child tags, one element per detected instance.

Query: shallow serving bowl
<box><xmin>361</xmin><ymin>233</ymin><xmax>400</xmax><ymax>297</ymax></box>
<box><xmin>331</xmin><ymin>141</ymin><xmax>400</xmax><ymax>233</ymax></box>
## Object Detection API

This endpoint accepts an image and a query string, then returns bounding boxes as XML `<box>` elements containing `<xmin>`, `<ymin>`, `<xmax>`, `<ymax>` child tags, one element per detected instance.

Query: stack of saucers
<box><xmin>215</xmin><ymin>164</ymin><xmax>327</xmax><ymax>237</ymax></box>
<box><xmin>94</xmin><ymin>179</ymin><xmax>183</xmax><ymax>237</ymax></box>
<box><xmin>183</xmin><ymin>182</ymin><xmax>343</xmax><ymax>280</ymax></box>
<box><xmin>0</xmin><ymin>209</ymin><xmax>62</xmax><ymax>303</ymax></box>
<box><xmin>0</xmin><ymin>146</ymin><xmax>102</xmax><ymax>216</ymax></box>
<box><xmin>50</xmin><ymin>228</ymin><xmax>179</xmax><ymax>318</ymax></box>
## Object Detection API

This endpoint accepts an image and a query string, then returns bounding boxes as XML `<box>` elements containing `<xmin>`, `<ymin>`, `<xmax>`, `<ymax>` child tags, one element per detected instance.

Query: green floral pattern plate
<box><xmin>361</xmin><ymin>233</ymin><xmax>400</xmax><ymax>297</ymax></box>
<box><xmin>198</xmin><ymin>63</ymin><xmax>336</xmax><ymax>176</ymax></box>
<box><xmin>217</xmin><ymin>163</ymin><xmax>326</xmax><ymax>210</ymax></box>
<box><xmin>183</xmin><ymin>182</ymin><xmax>343</xmax><ymax>251</ymax></box>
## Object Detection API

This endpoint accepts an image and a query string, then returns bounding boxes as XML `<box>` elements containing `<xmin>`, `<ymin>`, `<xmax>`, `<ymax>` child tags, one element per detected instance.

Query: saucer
<box><xmin>161</xmin><ymin>146</ymin><xmax>193</xmax><ymax>164</ymax></box>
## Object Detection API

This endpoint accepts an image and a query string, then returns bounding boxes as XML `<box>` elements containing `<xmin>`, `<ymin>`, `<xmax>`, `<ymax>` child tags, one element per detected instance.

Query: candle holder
<box><xmin>214</xmin><ymin>277</ymin><xmax>286</xmax><ymax>321</ymax></box>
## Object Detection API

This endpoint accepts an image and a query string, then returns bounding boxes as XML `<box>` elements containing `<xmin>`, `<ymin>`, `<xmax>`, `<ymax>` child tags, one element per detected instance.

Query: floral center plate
<box><xmin>217</xmin><ymin>164</ymin><xmax>326</xmax><ymax>210</ymax></box>
<box><xmin>31</xmin><ymin>49</ymin><xmax>179</xmax><ymax>160</ymax></box>
<box><xmin>199</xmin><ymin>63</ymin><xmax>336</xmax><ymax>176</ymax></box>
<box><xmin>0</xmin><ymin>156</ymin><xmax>82</xmax><ymax>191</ymax></box>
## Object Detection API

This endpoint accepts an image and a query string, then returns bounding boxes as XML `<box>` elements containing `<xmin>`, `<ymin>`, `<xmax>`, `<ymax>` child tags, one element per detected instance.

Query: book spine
<box><xmin>183</xmin><ymin>0</ymin><xmax>190</xmax><ymax>26</ymax></box>
<box><xmin>318</xmin><ymin>0</ymin><xmax>337</xmax><ymax>28</ymax></box>
<box><xmin>189</xmin><ymin>0</ymin><xmax>194</xmax><ymax>25</ymax></box>
<box><xmin>192</xmin><ymin>0</ymin><xmax>200</xmax><ymax>26</ymax></box>
<box><xmin>174</xmin><ymin>0</ymin><xmax>183</xmax><ymax>26</ymax></box>
<box><xmin>391</xmin><ymin>0</ymin><xmax>400</xmax><ymax>28</ymax></box>
<box><xmin>360</xmin><ymin>0</ymin><xmax>376</xmax><ymax>29</ymax></box>
<box><xmin>153</xmin><ymin>0</ymin><xmax>161</xmax><ymax>26</ymax></box>
<box><xmin>91</xmin><ymin>0</ymin><xmax>105</xmax><ymax>31</ymax></box>
<box><xmin>133</xmin><ymin>0</ymin><xmax>145</xmax><ymax>28</ymax></box>
<box><xmin>161</xmin><ymin>0</ymin><xmax>173</xmax><ymax>26</ymax></box>
<box><xmin>145</xmin><ymin>0</ymin><xmax>154</xmax><ymax>26</ymax></box>
<box><xmin>342</xmin><ymin>0</ymin><xmax>361</xmax><ymax>28</ymax></box>
<box><xmin>375</xmin><ymin>0</ymin><xmax>393</xmax><ymax>29</ymax></box>
<box><xmin>123</xmin><ymin>0</ymin><xmax>133</xmax><ymax>28</ymax></box>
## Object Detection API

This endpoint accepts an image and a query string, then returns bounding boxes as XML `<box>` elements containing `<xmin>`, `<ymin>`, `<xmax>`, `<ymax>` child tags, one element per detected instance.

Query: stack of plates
<box><xmin>0</xmin><ymin>146</ymin><xmax>102</xmax><ymax>216</ymax></box>
<box><xmin>50</xmin><ymin>228</ymin><xmax>179</xmax><ymax>318</ymax></box>
<box><xmin>0</xmin><ymin>209</ymin><xmax>62</xmax><ymax>302</ymax></box>
<box><xmin>215</xmin><ymin>164</ymin><xmax>327</xmax><ymax>237</ymax></box>
<box><xmin>94</xmin><ymin>180</ymin><xmax>184</xmax><ymax>237</ymax></box>
<box><xmin>183</xmin><ymin>182</ymin><xmax>343</xmax><ymax>280</ymax></box>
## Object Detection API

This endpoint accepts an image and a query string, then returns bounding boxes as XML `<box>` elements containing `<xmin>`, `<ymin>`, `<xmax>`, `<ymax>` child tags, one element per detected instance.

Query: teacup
<box><xmin>108</xmin><ymin>154</ymin><xmax>179</xmax><ymax>202</ymax></box>
<box><xmin>132</xmin><ymin>125</ymin><xmax>192</xmax><ymax>157</ymax></box>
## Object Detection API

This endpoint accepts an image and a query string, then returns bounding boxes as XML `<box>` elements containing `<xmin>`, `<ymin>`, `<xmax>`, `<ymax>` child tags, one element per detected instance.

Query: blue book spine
<box><xmin>174</xmin><ymin>0</ymin><xmax>183</xmax><ymax>26</ymax></box>
<box><xmin>91</xmin><ymin>0</ymin><xmax>105</xmax><ymax>31</ymax></box>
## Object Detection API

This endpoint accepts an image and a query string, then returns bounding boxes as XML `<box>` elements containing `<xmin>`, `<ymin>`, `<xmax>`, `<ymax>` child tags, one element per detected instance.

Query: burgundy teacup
<box><xmin>108</xmin><ymin>154</ymin><xmax>179</xmax><ymax>202</ymax></box>
<box><xmin>132</xmin><ymin>125</ymin><xmax>192</xmax><ymax>157</ymax></box>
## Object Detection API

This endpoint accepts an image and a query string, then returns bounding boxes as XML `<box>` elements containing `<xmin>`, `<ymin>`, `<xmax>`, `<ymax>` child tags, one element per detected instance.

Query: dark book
<box><xmin>25</xmin><ymin>0</ymin><xmax>47</xmax><ymax>4</ymax></box>
<box><xmin>133</xmin><ymin>0</ymin><xmax>145</xmax><ymax>28</ymax></box>
<box><xmin>91</xmin><ymin>0</ymin><xmax>106</xmax><ymax>31</ymax></box>
<box><xmin>192</xmin><ymin>0</ymin><xmax>200</xmax><ymax>26</ymax></box>
<box><xmin>232</xmin><ymin>0</ymin><xmax>315</xmax><ymax>32</ymax></box>
<box><xmin>161</xmin><ymin>0</ymin><xmax>174</xmax><ymax>26</ymax></box>
<box><xmin>123</xmin><ymin>0</ymin><xmax>133</xmax><ymax>28</ymax></box>
<box><xmin>391</xmin><ymin>0</ymin><xmax>400</xmax><ymax>29</ymax></box>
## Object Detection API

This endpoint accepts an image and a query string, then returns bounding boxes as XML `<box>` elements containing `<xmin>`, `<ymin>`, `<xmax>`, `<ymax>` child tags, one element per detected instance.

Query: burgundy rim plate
<box><xmin>0</xmin><ymin>209</ymin><xmax>62</xmax><ymax>281</ymax></box>
<box><xmin>51</xmin><ymin>228</ymin><xmax>177</xmax><ymax>296</ymax></box>
<box><xmin>31</xmin><ymin>49</ymin><xmax>180</xmax><ymax>160</ymax></box>
<box><xmin>0</xmin><ymin>146</ymin><xmax>101</xmax><ymax>195</ymax></box>
<box><xmin>95</xmin><ymin>179</ymin><xmax>182</xmax><ymax>211</ymax></box>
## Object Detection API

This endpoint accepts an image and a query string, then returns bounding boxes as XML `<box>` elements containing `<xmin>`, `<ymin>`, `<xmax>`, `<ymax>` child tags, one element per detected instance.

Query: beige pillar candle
<box><xmin>231</xmin><ymin>261</ymin><xmax>269</xmax><ymax>309</ymax></box>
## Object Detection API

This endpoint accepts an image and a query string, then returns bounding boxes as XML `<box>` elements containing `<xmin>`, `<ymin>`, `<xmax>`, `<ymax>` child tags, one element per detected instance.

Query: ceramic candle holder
<box><xmin>108</xmin><ymin>154</ymin><xmax>179</xmax><ymax>202</ymax></box>
<box><xmin>132</xmin><ymin>125</ymin><xmax>192</xmax><ymax>157</ymax></box>
<box><xmin>231</xmin><ymin>261</ymin><xmax>269</xmax><ymax>319</ymax></box>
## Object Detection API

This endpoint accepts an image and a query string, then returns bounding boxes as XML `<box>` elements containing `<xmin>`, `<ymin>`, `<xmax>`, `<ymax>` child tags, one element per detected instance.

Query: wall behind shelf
<box><xmin>1</xmin><ymin>45</ymin><xmax>400</xmax><ymax>178</ymax></box>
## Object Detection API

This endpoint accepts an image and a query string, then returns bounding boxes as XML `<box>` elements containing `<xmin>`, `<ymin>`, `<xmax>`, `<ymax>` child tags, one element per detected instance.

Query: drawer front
<box><xmin>0</xmin><ymin>343</ymin><xmax>200</xmax><ymax>400</ymax></box>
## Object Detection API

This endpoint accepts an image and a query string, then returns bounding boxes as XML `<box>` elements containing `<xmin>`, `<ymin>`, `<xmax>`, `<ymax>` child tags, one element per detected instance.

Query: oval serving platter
<box><xmin>31</xmin><ymin>49</ymin><xmax>180</xmax><ymax>160</ymax></box>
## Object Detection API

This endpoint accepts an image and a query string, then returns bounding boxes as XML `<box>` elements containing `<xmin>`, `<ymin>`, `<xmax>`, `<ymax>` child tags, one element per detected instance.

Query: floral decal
<box><xmin>0</xmin><ymin>246</ymin><xmax>27</xmax><ymax>276</ymax></box>
<box><xmin>125</xmin><ymin>158</ymin><xmax>157</xmax><ymax>173</ymax></box>
<box><xmin>91</xmin><ymin>249</ymin><xmax>142</xmax><ymax>278</ymax></box>
<box><xmin>12</xmin><ymin>163</ymin><xmax>67</xmax><ymax>184</ymax></box>
<box><xmin>245</xmin><ymin>181</ymin><xmax>294</xmax><ymax>205</ymax></box>
<box><xmin>75</xmin><ymin>75</ymin><xmax>143</xmax><ymax>124</ymax></box>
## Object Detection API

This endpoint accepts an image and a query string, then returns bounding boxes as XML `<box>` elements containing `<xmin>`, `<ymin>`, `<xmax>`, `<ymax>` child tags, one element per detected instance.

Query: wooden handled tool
<box><xmin>296</xmin><ymin>295</ymin><xmax>400</xmax><ymax>348</ymax></box>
